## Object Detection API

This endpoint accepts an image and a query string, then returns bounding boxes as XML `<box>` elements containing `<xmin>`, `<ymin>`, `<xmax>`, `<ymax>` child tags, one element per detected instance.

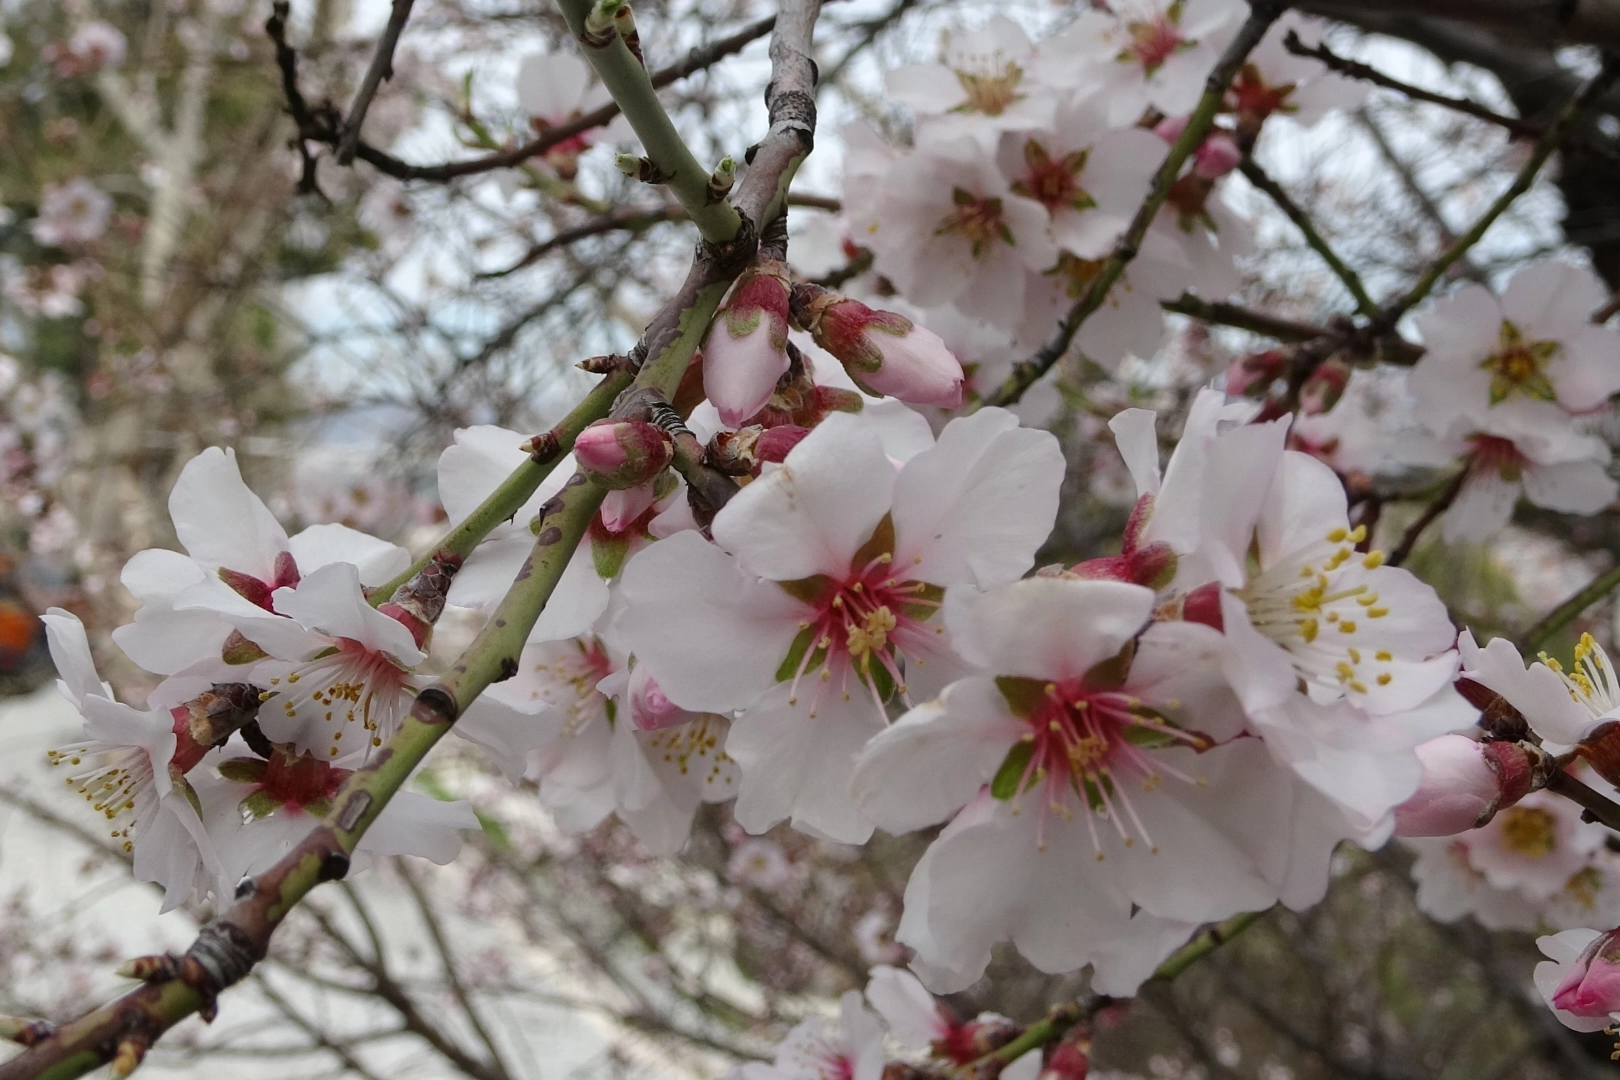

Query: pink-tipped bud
<box><xmin>1300</xmin><ymin>359</ymin><xmax>1350</xmax><ymax>416</ymax></box>
<box><xmin>705</xmin><ymin>269</ymin><xmax>792</xmax><ymax>426</ymax></box>
<box><xmin>1393</xmin><ymin>734</ymin><xmax>1533</xmax><ymax>837</ymax></box>
<box><xmin>1552</xmin><ymin>928</ymin><xmax>1620</xmax><ymax>1018</ymax></box>
<box><xmin>575</xmin><ymin>419</ymin><xmax>675</xmax><ymax>490</ymax></box>
<box><xmin>1225</xmin><ymin>349</ymin><xmax>1287</xmax><ymax>397</ymax></box>
<box><xmin>1181</xmin><ymin>581</ymin><xmax>1225</xmax><ymax>631</ymax></box>
<box><xmin>629</xmin><ymin>668</ymin><xmax>696</xmax><ymax>731</ymax></box>
<box><xmin>791</xmin><ymin>284</ymin><xmax>964</xmax><ymax>408</ymax></box>
<box><xmin>757</xmin><ymin>424</ymin><xmax>810</xmax><ymax>464</ymax></box>
<box><xmin>1038</xmin><ymin>1042</ymin><xmax>1091</xmax><ymax>1080</ymax></box>
<box><xmin>1193</xmin><ymin>133</ymin><xmax>1242</xmax><ymax>179</ymax></box>
<box><xmin>1152</xmin><ymin>115</ymin><xmax>1189</xmax><ymax>143</ymax></box>
<box><xmin>599</xmin><ymin>481</ymin><xmax>660</xmax><ymax>534</ymax></box>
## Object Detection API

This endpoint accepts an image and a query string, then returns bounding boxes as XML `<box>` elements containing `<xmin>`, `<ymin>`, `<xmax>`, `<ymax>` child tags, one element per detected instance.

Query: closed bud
<box><xmin>1225</xmin><ymin>349</ymin><xmax>1287</xmax><ymax>397</ymax></box>
<box><xmin>791</xmin><ymin>284</ymin><xmax>964</xmax><ymax>408</ymax></box>
<box><xmin>575</xmin><ymin>419</ymin><xmax>675</xmax><ymax>490</ymax></box>
<box><xmin>1193</xmin><ymin>133</ymin><xmax>1242</xmax><ymax>179</ymax></box>
<box><xmin>1551</xmin><ymin>927</ymin><xmax>1620</xmax><ymax>1018</ymax></box>
<box><xmin>1300</xmin><ymin>359</ymin><xmax>1350</xmax><ymax>416</ymax></box>
<box><xmin>705</xmin><ymin>268</ymin><xmax>792</xmax><ymax>426</ymax></box>
<box><xmin>1039</xmin><ymin>1041</ymin><xmax>1091</xmax><ymax>1080</ymax></box>
<box><xmin>1393</xmin><ymin>734</ymin><xmax>1533</xmax><ymax>837</ymax></box>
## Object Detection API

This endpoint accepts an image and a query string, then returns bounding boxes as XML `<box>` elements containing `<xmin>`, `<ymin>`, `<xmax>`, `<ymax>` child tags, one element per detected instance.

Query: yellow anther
<box><xmin>1362</xmin><ymin>551</ymin><xmax>1385</xmax><ymax>569</ymax></box>
<box><xmin>1377</xmin><ymin>673</ymin><xmax>1392</xmax><ymax>685</ymax></box>
<box><xmin>1338</xmin><ymin>620</ymin><xmax>1357</xmax><ymax>634</ymax></box>
<box><xmin>1326</xmin><ymin>527</ymin><xmax>1348</xmax><ymax>543</ymax></box>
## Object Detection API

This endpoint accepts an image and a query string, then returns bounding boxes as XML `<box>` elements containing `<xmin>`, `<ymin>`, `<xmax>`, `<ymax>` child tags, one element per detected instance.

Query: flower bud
<box><xmin>705</xmin><ymin>268</ymin><xmax>792</xmax><ymax>426</ymax></box>
<box><xmin>1193</xmin><ymin>133</ymin><xmax>1242</xmax><ymax>179</ymax></box>
<box><xmin>1393</xmin><ymin>734</ymin><xmax>1534</xmax><ymax>837</ymax></box>
<box><xmin>1039</xmin><ymin>1041</ymin><xmax>1090</xmax><ymax>1080</ymax></box>
<box><xmin>791</xmin><ymin>284</ymin><xmax>964</xmax><ymax>408</ymax></box>
<box><xmin>574</xmin><ymin>419</ymin><xmax>675</xmax><ymax>490</ymax></box>
<box><xmin>628</xmin><ymin>667</ymin><xmax>695</xmax><ymax>731</ymax></box>
<box><xmin>1551</xmin><ymin>928</ymin><xmax>1620</xmax><ymax>1018</ymax></box>
<box><xmin>1225</xmin><ymin>349</ymin><xmax>1287</xmax><ymax>397</ymax></box>
<box><xmin>1180</xmin><ymin>581</ymin><xmax>1225</xmax><ymax>632</ymax></box>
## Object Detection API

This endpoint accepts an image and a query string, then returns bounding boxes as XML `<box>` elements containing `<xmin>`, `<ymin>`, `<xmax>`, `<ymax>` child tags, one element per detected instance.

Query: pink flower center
<box><xmin>1470</xmin><ymin>433</ymin><xmax>1527</xmax><ymax>481</ymax></box>
<box><xmin>781</xmin><ymin>550</ymin><xmax>943</xmax><ymax>718</ymax></box>
<box><xmin>998</xmin><ymin>676</ymin><xmax>1210</xmax><ymax>853</ymax></box>
<box><xmin>1123</xmin><ymin>13</ymin><xmax>1184</xmax><ymax>74</ymax></box>
<box><xmin>265</xmin><ymin>637</ymin><xmax>415</xmax><ymax>757</ymax></box>
<box><xmin>935</xmin><ymin>188</ymin><xmax>1012</xmax><ymax>259</ymax></box>
<box><xmin>257</xmin><ymin>751</ymin><xmax>350</xmax><ymax>810</ymax></box>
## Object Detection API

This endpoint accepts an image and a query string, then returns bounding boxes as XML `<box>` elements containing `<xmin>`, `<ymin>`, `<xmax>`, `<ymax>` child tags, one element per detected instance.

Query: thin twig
<box><xmin>984</xmin><ymin>1</ymin><xmax>1285</xmax><ymax>407</ymax></box>
<box><xmin>482</xmin><ymin>204</ymin><xmax>687</xmax><ymax>278</ymax></box>
<box><xmin>1518</xmin><ymin>562</ymin><xmax>1620</xmax><ymax>653</ymax></box>
<box><xmin>272</xmin><ymin>13</ymin><xmax>777</xmax><ymax>184</ymax></box>
<box><xmin>337</xmin><ymin>0</ymin><xmax>416</xmax><ymax>164</ymax></box>
<box><xmin>1386</xmin><ymin>466</ymin><xmax>1469</xmax><ymax>567</ymax></box>
<box><xmin>1379</xmin><ymin>57</ymin><xmax>1620</xmax><ymax>325</ymax></box>
<box><xmin>1285</xmin><ymin>31</ymin><xmax>1542</xmax><ymax>139</ymax></box>
<box><xmin>1546</xmin><ymin>768</ymin><xmax>1620</xmax><ymax>833</ymax></box>
<box><xmin>1239</xmin><ymin>156</ymin><xmax>1378</xmax><ymax>317</ymax></box>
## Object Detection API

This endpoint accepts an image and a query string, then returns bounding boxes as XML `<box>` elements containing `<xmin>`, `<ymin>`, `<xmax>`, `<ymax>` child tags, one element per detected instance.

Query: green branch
<box><xmin>556</xmin><ymin>0</ymin><xmax>742</xmax><ymax>243</ymax></box>
<box><xmin>1379</xmin><ymin>57</ymin><xmax>1620</xmax><ymax>325</ymax></box>
<box><xmin>369</xmin><ymin>368</ymin><xmax>633</xmax><ymax>606</ymax></box>
<box><xmin>1239</xmin><ymin>157</ymin><xmax>1377</xmax><ymax>318</ymax></box>
<box><xmin>983</xmin><ymin>1</ymin><xmax>1284</xmax><ymax>408</ymax></box>
<box><xmin>1518</xmin><ymin>562</ymin><xmax>1620</xmax><ymax>654</ymax></box>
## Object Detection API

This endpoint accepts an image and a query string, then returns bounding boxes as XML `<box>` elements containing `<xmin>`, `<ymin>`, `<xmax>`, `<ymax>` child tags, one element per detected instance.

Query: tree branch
<box><xmin>1518</xmin><ymin>562</ymin><xmax>1620</xmax><ymax>652</ymax></box>
<box><xmin>1239</xmin><ymin>155</ymin><xmax>1379</xmax><ymax>317</ymax></box>
<box><xmin>983</xmin><ymin>1</ymin><xmax>1285</xmax><ymax>407</ymax></box>
<box><xmin>337</xmin><ymin>0</ymin><xmax>416</xmax><ymax>164</ymax></box>
<box><xmin>1285</xmin><ymin>31</ymin><xmax>1542</xmax><ymax>138</ymax></box>
<box><xmin>1378</xmin><ymin>57</ymin><xmax>1620</xmax><ymax>325</ymax></box>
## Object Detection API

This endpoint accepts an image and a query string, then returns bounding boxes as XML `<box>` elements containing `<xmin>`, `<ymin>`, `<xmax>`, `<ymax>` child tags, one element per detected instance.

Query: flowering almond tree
<box><xmin>12</xmin><ymin>0</ymin><xmax>1620</xmax><ymax>1077</ymax></box>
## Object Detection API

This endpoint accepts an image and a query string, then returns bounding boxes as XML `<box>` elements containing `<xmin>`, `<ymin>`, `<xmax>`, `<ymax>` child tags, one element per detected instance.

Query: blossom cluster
<box><xmin>1289</xmin><ymin>258</ymin><xmax>1620</xmax><ymax>543</ymax></box>
<box><xmin>823</xmin><ymin>3</ymin><xmax>1360</xmax><ymax>401</ymax></box>
<box><xmin>27</xmin><ymin>2</ymin><xmax>1620</xmax><ymax>1053</ymax></box>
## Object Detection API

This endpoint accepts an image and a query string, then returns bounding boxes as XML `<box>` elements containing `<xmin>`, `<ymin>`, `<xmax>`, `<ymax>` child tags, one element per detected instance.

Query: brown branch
<box><xmin>481</xmin><ymin>204</ymin><xmax>687</xmax><ymax>278</ymax></box>
<box><xmin>271</xmin><ymin>10</ymin><xmax>778</xmax><ymax>183</ymax></box>
<box><xmin>1285</xmin><ymin>31</ymin><xmax>1542</xmax><ymax>138</ymax></box>
<box><xmin>1386</xmin><ymin>465</ymin><xmax>1470</xmax><ymax>566</ymax></box>
<box><xmin>1546</xmin><ymin>768</ymin><xmax>1620</xmax><ymax>833</ymax></box>
<box><xmin>337</xmin><ymin>0</ymin><xmax>417</xmax><ymax>164</ymax></box>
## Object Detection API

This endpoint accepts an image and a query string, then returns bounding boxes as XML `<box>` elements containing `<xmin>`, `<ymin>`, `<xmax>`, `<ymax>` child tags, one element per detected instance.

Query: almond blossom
<box><xmin>196</xmin><ymin>744</ymin><xmax>478</xmax><ymax>903</ymax></box>
<box><xmin>457</xmin><ymin>614</ymin><xmax>739</xmax><ymax>854</ymax></box>
<box><xmin>230</xmin><ymin>562</ymin><xmax>426</xmax><ymax>764</ymax></box>
<box><xmin>30</xmin><ymin>177</ymin><xmax>112</xmax><ymax>247</ymax></box>
<box><xmin>730</xmin><ymin>992</ymin><xmax>884</xmax><ymax>1080</ymax></box>
<box><xmin>866</xmin><ymin>135</ymin><xmax>1056</xmax><ymax>330</ymax></box>
<box><xmin>116</xmin><ymin>446</ymin><xmax>408</xmax><ymax>681</ymax></box>
<box><xmin>851</xmin><ymin>575</ymin><xmax>1349</xmax><ymax>994</ymax></box>
<box><xmin>883</xmin><ymin>14</ymin><xmax>1053</xmax><ymax>145</ymax></box>
<box><xmin>620</xmin><ymin>408</ymin><xmax>1064</xmax><ymax>842</ymax></box>
<box><xmin>1034</xmin><ymin>0</ymin><xmax>1244</xmax><ymax>127</ymax></box>
<box><xmin>1411</xmin><ymin>260</ymin><xmax>1620</xmax><ymax>541</ymax></box>
<box><xmin>42</xmin><ymin>608</ymin><xmax>223</xmax><ymax>911</ymax></box>
<box><xmin>1459</xmin><ymin>630</ymin><xmax>1620</xmax><ymax>751</ymax></box>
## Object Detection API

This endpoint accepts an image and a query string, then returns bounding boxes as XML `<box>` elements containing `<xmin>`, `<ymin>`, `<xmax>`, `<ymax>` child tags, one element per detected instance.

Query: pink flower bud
<box><xmin>1152</xmin><ymin>115</ymin><xmax>1190</xmax><ymax>143</ymax></box>
<box><xmin>600</xmin><ymin>481</ymin><xmax>660</xmax><ymax>533</ymax></box>
<box><xmin>1181</xmin><ymin>581</ymin><xmax>1225</xmax><ymax>631</ymax></box>
<box><xmin>629</xmin><ymin>668</ymin><xmax>695</xmax><ymax>731</ymax></box>
<box><xmin>705</xmin><ymin>270</ymin><xmax>792</xmax><ymax>426</ymax></box>
<box><xmin>756</xmin><ymin>424</ymin><xmax>810</xmax><ymax>463</ymax></box>
<box><xmin>1552</xmin><ymin>929</ymin><xmax>1620</xmax><ymax>1018</ymax></box>
<box><xmin>1393</xmin><ymin>734</ymin><xmax>1534</xmax><ymax>837</ymax></box>
<box><xmin>792</xmin><ymin>285</ymin><xmax>964</xmax><ymax>407</ymax></box>
<box><xmin>1299</xmin><ymin>359</ymin><xmax>1350</xmax><ymax>416</ymax></box>
<box><xmin>1193</xmin><ymin>133</ymin><xmax>1242</xmax><ymax>179</ymax></box>
<box><xmin>574</xmin><ymin>419</ymin><xmax>675</xmax><ymax>490</ymax></box>
<box><xmin>1038</xmin><ymin>1042</ymin><xmax>1090</xmax><ymax>1080</ymax></box>
<box><xmin>1224</xmin><ymin>349</ymin><xmax>1287</xmax><ymax>397</ymax></box>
